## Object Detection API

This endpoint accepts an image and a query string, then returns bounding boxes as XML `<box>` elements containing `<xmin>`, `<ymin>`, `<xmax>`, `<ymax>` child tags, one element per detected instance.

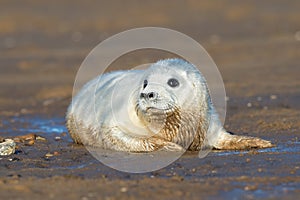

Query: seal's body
<box><xmin>66</xmin><ymin>59</ymin><xmax>273</xmax><ymax>152</ymax></box>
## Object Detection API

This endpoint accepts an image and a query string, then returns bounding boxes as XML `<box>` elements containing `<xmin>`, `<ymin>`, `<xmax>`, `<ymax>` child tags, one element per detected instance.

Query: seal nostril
<box><xmin>140</xmin><ymin>93</ymin><xmax>146</xmax><ymax>98</ymax></box>
<box><xmin>141</xmin><ymin>92</ymin><xmax>156</xmax><ymax>100</ymax></box>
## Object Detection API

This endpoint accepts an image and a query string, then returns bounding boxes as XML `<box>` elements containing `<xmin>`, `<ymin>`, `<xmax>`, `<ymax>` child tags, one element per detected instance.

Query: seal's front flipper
<box><xmin>214</xmin><ymin>130</ymin><xmax>274</xmax><ymax>150</ymax></box>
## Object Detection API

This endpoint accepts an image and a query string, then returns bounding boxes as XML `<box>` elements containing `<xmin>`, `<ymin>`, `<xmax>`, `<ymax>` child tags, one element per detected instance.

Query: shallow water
<box><xmin>2</xmin><ymin>116</ymin><xmax>67</xmax><ymax>136</ymax></box>
<box><xmin>219</xmin><ymin>184</ymin><xmax>297</xmax><ymax>200</ymax></box>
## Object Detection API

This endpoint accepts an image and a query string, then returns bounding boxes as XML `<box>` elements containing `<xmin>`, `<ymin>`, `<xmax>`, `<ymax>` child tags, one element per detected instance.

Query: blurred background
<box><xmin>0</xmin><ymin>0</ymin><xmax>299</xmax><ymax>116</ymax></box>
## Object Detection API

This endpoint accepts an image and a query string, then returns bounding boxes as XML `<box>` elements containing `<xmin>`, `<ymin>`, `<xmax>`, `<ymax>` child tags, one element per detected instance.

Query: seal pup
<box><xmin>66</xmin><ymin>58</ymin><xmax>273</xmax><ymax>152</ymax></box>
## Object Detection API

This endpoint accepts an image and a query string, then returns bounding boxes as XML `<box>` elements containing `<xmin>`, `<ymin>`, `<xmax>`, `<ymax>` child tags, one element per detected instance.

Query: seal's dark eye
<box><xmin>167</xmin><ymin>78</ymin><xmax>179</xmax><ymax>88</ymax></box>
<box><xmin>143</xmin><ymin>80</ymin><xmax>148</xmax><ymax>89</ymax></box>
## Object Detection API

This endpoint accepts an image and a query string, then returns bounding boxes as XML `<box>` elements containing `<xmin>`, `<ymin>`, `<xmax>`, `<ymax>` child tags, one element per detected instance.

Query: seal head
<box><xmin>135</xmin><ymin>59</ymin><xmax>211</xmax><ymax>150</ymax></box>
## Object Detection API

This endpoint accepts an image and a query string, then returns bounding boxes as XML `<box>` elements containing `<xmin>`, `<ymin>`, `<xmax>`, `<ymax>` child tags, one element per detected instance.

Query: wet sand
<box><xmin>0</xmin><ymin>0</ymin><xmax>299</xmax><ymax>199</ymax></box>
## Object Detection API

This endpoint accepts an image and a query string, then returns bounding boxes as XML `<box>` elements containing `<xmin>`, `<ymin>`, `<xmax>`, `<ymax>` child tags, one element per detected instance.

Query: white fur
<box><xmin>67</xmin><ymin>58</ymin><xmax>226</xmax><ymax>150</ymax></box>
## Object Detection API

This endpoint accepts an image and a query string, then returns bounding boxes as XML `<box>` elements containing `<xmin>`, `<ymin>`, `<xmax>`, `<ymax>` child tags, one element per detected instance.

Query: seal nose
<box><xmin>140</xmin><ymin>92</ymin><xmax>157</xmax><ymax>100</ymax></box>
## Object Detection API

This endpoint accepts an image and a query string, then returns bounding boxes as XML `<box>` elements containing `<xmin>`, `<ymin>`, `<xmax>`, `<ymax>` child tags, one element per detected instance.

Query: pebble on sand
<box><xmin>120</xmin><ymin>187</ymin><xmax>128</xmax><ymax>193</ymax></box>
<box><xmin>45</xmin><ymin>153</ymin><xmax>54</xmax><ymax>157</ymax></box>
<box><xmin>270</xmin><ymin>95</ymin><xmax>277</xmax><ymax>100</ymax></box>
<box><xmin>0</xmin><ymin>139</ymin><xmax>16</xmax><ymax>156</ymax></box>
<box><xmin>54</xmin><ymin>136</ymin><xmax>61</xmax><ymax>141</ymax></box>
<box><xmin>13</xmin><ymin>133</ymin><xmax>36</xmax><ymax>142</ymax></box>
<box><xmin>295</xmin><ymin>31</ymin><xmax>300</xmax><ymax>41</ymax></box>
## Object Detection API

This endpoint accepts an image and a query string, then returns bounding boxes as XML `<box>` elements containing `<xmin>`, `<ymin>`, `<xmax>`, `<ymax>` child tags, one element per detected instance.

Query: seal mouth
<box><xmin>135</xmin><ymin>102</ymin><xmax>182</xmax><ymax>135</ymax></box>
<box><xmin>135</xmin><ymin>103</ymin><xmax>177</xmax><ymax>116</ymax></box>
<box><xmin>146</xmin><ymin>107</ymin><xmax>171</xmax><ymax>113</ymax></box>
<box><xmin>135</xmin><ymin>101</ymin><xmax>181</xmax><ymax>126</ymax></box>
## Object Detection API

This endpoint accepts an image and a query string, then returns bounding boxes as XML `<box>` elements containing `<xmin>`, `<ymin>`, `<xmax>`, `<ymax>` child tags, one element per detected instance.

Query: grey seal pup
<box><xmin>66</xmin><ymin>58</ymin><xmax>273</xmax><ymax>152</ymax></box>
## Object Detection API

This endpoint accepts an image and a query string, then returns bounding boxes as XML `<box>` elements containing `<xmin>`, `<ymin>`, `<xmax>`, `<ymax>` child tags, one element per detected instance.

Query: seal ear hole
<box><xmin>167</xmin><ymin>78</ymin><xmax>180</xmax><ymax>88</ymax></box>
<box><xmin>143</xmin><ymin>80</ymin><xmax>148</xmax><ymax>89</ymax></box>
